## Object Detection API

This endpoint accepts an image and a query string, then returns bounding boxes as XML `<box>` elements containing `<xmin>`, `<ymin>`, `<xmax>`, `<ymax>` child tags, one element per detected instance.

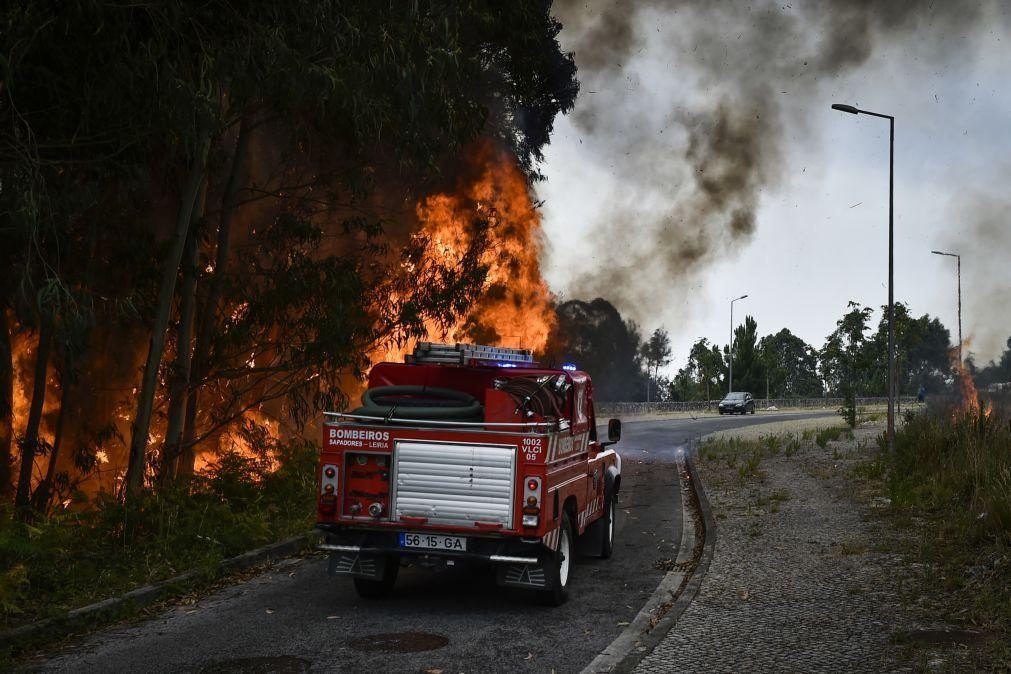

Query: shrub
<box><xmin>887</xmin><ymin>404</ymin><xmax>1011</xmax><ymax>546</ymax></box>
<box><xmin>0</xmin><ymin>437</ymin><xmax>319</xmax><ymax>630</ymax></box>
<box><xmin>815</xmin><ymin>427</ymin><xmax>843</xmax><ymax>448</ymax></box>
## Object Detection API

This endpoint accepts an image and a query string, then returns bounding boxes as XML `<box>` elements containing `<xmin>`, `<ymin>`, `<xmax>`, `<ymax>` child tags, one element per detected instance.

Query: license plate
<box><xmin>398</xmin><ymin>532</ymin><xmax>467</xmax><ymax>552</ymax></box>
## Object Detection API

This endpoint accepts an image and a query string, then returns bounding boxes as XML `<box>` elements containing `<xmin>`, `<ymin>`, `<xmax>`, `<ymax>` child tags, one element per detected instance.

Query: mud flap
<box><xmin>328</xmin><ymin>552</ymin><xmax>391</xmax><ymax>580</ymax></box>
<box><xmin>496</xmin><ymin>562</ymin><xmax>549</xmax><ymax>589</ymax></box>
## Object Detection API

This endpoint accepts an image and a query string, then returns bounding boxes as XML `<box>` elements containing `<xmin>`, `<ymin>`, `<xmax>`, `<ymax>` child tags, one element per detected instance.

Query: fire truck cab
<box><xmin>316</xmin><ymin>342</ymin><xmax>622</xmax><ymax>605</ymax></box>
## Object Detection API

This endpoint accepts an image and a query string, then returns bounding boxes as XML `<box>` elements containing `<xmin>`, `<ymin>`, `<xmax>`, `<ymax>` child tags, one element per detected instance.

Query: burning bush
<box><xmin>883</xmin><ymin>394</ymin><xmax>1011</xmax><ymax>641</ymax></box>
<box><xmin>888</xmin><ymin>399</ymin><xmax>1010</xmax><ymax>546</ymax></box>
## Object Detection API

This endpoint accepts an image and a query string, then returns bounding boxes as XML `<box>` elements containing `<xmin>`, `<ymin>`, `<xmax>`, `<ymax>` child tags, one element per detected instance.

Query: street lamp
<box><xmin>931</xmin><ymin>250</ymin><xmax>962</xmax><ymax>366</ymax></box>
<box><xmin>832</xmin><ymin>102</ymin><xmax>895</xmax><ymax>452</ymax></box>
<box><xmin>729</xmin><ymin>294</ymin><xmax>749</xmax><ymax>394</ymax></box>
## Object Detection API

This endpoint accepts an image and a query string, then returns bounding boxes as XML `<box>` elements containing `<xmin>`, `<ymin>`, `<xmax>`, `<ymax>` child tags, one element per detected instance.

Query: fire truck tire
<box><xmin>538</xmin><ymin>513</ymin><xmax>573</xmax><ymax>606</ymax></box>
<box><xmin>599</xmin><ymin>494</ymin><xmax>616</xmax><ymax>559</ymax></box>
<box><xmin>352</xmin><ymin>557</ymin><xmax>399</xmax><ymax>599</ymax></box>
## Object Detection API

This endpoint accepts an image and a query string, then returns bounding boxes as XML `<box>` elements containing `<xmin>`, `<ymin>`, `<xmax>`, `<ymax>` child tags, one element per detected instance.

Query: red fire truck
<box><xmin>316</xmin><ymin>342</ymin><xmax>622</xmax><ymax>605</ymax></box>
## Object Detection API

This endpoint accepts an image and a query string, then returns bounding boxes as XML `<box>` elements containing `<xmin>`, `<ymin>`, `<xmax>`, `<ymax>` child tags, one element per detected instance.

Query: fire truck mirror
<box><xmin>607</xmin><ymin>418</ymin><xmax>622</xmax><ymax>443</ymax></box>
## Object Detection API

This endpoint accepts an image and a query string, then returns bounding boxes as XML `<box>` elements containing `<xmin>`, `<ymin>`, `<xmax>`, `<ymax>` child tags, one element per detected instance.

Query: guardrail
<box><xmin>595</xmin><ymin>396</ymin><xmax>919</xmax><ymax>417</ymax></box>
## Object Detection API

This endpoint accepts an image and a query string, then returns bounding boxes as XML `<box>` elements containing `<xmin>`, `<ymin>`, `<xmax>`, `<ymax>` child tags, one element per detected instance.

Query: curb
<box><xmin>0</xmin><ymin>533</ymin><xmax>316</xmax><ymax>650</ymax></box>
<box><xmin>581</xmin><ymin>449</ymin><xmax>718</xmax><ymax>673</ymax></box>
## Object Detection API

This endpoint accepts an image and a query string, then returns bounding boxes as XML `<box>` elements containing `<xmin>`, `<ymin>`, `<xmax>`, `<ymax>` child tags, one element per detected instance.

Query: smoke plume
<box><xmin>943</xmin><ymin>191</ymin><xmax>1011</xmax><ymax>364</ymax></box>
<box><xmin>551</xmin><ymin>0</ymin><xmax>985</xmax><ymax>318</ymax></box>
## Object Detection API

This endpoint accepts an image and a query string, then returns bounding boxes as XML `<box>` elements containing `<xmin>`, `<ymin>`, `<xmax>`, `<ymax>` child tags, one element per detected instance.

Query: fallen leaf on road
<box><xmin>617</xmin><ymin>621</ymin><xmax>630</xmax><ymax>626</ymax></box>
<box><xmin>265</xmin><ymin>608</ymin><xmax>275</xmax><ymax>614</ymax></box>
<box><xmin>327</xmin><ymin>615</ymin><xmax>339</xmax><ymax>620</ymax></box>
<box><xmin>423</xmin><ymin>669</ymin><xmax>443</xmax><ymax>674</ymax></box>
<box><xmin>524</xmin><ymin>653</ymin><xmax>534</xmax><ymax>660</ymax></box>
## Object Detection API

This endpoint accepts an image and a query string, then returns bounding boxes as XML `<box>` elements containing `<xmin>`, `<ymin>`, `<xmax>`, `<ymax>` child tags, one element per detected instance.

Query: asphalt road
<box><xmin>31</xmin><ymin>410</ymin><xmax>834</xmax><ymax>674</ymax></box>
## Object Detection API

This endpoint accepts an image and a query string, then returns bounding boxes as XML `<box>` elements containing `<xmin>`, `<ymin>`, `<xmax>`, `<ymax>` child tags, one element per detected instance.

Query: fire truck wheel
<box><xmin>352</xmin><ymin>557</ymin><xmax>399</xmax><ymax>599</ymax></box>
<box><xmin>600</xmin><ymin>494</ymin><xmax>615</xmax><ymax>559</ymax></box>
<box><xmin>538</xmin><ymin>513</ymin><xmax>573</xmax><ymax>606</ymax></box>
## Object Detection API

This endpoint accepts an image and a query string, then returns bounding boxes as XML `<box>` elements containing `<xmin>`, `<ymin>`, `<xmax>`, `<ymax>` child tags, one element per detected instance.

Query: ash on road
<box><xmin>29</xmin><ymin>411</ymin><xmax>834</xmax><ymax>674</ymax></box>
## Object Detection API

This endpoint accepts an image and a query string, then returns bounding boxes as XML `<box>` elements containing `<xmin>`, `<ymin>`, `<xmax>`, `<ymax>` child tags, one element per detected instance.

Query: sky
<box><xmin>537</xmin><ymin>0</ymin><xmax>1011</xmax><ymax>374</ymax></box>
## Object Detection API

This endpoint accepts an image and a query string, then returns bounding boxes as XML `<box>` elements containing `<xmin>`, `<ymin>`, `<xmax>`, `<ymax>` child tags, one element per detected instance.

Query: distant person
<box><xmin>917</xmin><ymin>385</ymin><xmax>926</xmax><ymax>404</ymax></box>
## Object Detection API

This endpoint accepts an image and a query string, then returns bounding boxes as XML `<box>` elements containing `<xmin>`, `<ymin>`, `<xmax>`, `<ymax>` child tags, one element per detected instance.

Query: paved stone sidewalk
<box><xmin>636</xmin><ymin>429</ymin><xmax>915</xmax><ymax>673</ymax></box>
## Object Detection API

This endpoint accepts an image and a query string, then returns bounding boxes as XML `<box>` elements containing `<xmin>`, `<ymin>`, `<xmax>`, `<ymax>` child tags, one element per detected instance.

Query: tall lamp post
<box><xmin>931</xmin><ymin>250</ymin><xmax>962</xmax><ymax>366</ymax></box>
<box><xmin>831</xmin><ymin>102</ymin><xmax>895</xmax><ymax>452</ymax></box>
<box><xmin>729</xmin><ymin>294</ymin><xmax>749</xmax><ymax>394</ymax></box>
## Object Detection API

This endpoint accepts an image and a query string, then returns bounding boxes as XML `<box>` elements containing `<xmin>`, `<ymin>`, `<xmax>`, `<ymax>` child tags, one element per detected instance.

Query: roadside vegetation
<box><xmin>884</xmin><ymin>401</ymin><xmax>1011</xmax><ymax>657</ymax></box>
<box><xmin>0</xmin><ymin>432</ymin><xmax>316</xmax><ymax>638</ymax></box>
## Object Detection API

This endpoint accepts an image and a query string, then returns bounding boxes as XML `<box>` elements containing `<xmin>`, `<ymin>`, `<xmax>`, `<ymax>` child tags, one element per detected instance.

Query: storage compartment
<box><xmin>342</xmin><ymin>452</ymin><xmax>391</xmax><ymax>519</ymax></box>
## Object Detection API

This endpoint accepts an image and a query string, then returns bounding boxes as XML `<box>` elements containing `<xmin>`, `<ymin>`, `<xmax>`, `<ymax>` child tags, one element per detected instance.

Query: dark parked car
<box><xmin>718</xmin><ymin>391</ymin><xmax>755</xmax><ymax>415</ymax></box>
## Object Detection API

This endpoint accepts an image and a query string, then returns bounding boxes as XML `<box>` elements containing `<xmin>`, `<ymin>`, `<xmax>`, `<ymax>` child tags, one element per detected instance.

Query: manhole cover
<box><xmin>200</xmin><ymin>656</ymin><xmax>311</xmax><ymax>673</ymax></box>
<box><xmin>900</xmin><ymin>629</ymin><xmax>991</xmax><ymax>648</ymax></box>
<box><xmin>348</xmin><ymin>631</ymin><xmax>449</xmax><ymax>653</ymax></box>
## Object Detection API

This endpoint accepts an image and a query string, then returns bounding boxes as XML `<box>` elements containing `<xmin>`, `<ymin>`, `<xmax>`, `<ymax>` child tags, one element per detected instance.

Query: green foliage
<box><xmin>887</xmin><ymin>406</ymin><xmax>1011</xmax><ymax>546</ymax></box>
<box><xmin>839</xmin><ymin>388</ymin><xmax>857</xmax><ymax>429</ymax></box>
<box><xmin>674</xmin><ymin>337</ymin><xmax>725</xmax><ymax>401</ymax></box>
<box><xmin>728</xmin><ymin>315</ymin><xmax>765</xmax><ymax>395</ymax></box>
<box><xmin>763</xmin><ymin>435</ymin><xmax>782</xmax><ymax>456</ymax></box>
<box><xmin>0</xmin><ymin>437</ymin><xmax>318</xmax><ymax>628</ymax></box>
<box><xmin>863</xmin><ymin>303</ymin><xmax>953</xmax><ymax>396</ymax></box>
<box><xmin>547</xmin><ymin>298</ymin><xmax>647</xmax><ymax>401</ymax></box>
<box><xmin>759</xmin><ymin>328</ymin><xmax>822</xmax><ymax>398</ymax></box>
<box><xmin>820</xmin><ymin>301</ymin><xmax>953</xmax><ymax>398</ymax></box>
<box><xmin>640</xmin><ymin>327</ymin><xmax>672</xmax><ymax>402</ymax></box>
<box><xmin>820</xmin><ymin>301</ymin><xmax>872</xmax><ymax>398</ymax></box>
<box><xmin>738</xmin><ymin>450</ymin><xmax>763</xmax><ymax>480</ymax></box>
<box><xmin>0</xmin><ymin>564</ymin><xmax>29</xmax><ymax>617</ymax></box>
<box><xmin>814</xmin><ymin>427</ymin><xmax>843</xmax><ymax>448</ymax></box>
<box><xmin>850</xmin><ymin>459</ymin><xmax>885</xmax><ymax>481</ymax></box>
<box><xmin>881</xmin><ymin>402</ymin><xmax>1011</xmax><ymax>637</ymax></box>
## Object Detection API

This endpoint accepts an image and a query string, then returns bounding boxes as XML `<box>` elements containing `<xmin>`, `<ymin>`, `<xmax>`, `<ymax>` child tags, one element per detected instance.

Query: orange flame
<box><xmin>6</xmin><ymin>141</ymin><xmax>555</xmax><ymax>502</ymax></box>
<box><xmin>952</xmin><ymin>339</ymin><xmax>991</xmax><ymax>420</ymax></box>
<box><xmin>373</xmin><ymin>140</ymin><xmax>555</xmax><ymax>365</ymax></box>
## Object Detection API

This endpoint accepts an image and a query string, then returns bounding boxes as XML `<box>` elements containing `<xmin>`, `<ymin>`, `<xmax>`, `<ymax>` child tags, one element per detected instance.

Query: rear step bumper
<box><xmin>317</xmin><ymin>527</ymin><xmax>553</xmax><ymax>589</ymax></box>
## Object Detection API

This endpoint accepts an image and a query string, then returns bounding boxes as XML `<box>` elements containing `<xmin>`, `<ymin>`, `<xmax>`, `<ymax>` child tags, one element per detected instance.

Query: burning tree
<box><xmin>1</xmin><ymin>2</ymin><xmax>577</xmax><ymax>511</ymax></box>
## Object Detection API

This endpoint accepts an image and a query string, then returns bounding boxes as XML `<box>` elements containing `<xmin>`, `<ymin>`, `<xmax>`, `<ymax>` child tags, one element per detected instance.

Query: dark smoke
<box><xmin>551</xmin><ymin>0</ymin><xmax>985</xmax><ymax>317</ymax></box>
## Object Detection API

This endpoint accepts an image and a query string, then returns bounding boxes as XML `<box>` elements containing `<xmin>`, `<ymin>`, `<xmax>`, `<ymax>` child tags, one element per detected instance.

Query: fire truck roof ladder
<box><xmin>406</xmin><ymin>342</ymin><xmax>536</xmax><ymax>367</ymax></box>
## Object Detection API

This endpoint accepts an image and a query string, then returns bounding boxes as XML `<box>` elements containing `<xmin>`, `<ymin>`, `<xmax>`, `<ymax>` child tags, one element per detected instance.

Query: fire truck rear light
<box><xmin>324</xmin><ymin>467</ymin><xmax>336</xmax><ymax>478</ymax></box>
<box><xmin>527</xmin><ymin>479</ymin><xmax>538</xmax><ymax>491</ymax></box>
<box><xmin>522</xmin><ymin>514</ymin><xmax>539</xmax><ymax>527</ymax></box>
<box><xmin>526</xmin><ymin>496</ymin><xmax>537</xmax><ymax>507</ymax></box>
<box><xmin>323</xmin><ymin>484</ymin><xmax>335</xmax><ymax>494</ymax></box>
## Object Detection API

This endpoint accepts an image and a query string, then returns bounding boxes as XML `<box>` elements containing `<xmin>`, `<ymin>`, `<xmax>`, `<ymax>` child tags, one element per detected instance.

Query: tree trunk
<box><xmin>15</xmin><ymin>319</ymin><xmax>52</xmax><ymax>511</ymax></box>
<box><xmin>180</xmin><ymin>117</ymin><xmax>251</xmax><ymax>479</ymax></box>
<box><xmin>161</xmin><ymin>186</ymin><xmax>205</xmax><ymax>486</ymax></box>
<box><xmin>0</xmin><ymin>310</ymin><xmax>13</xmax><ymax>500</ymax></box>
<box><xmin>31</xmin><ymin>377</ymin><xmax>69</xmax><ymax>512</ymax></box>
<box><xmin>124</xmin><ymin>134</ymin><xmax>211</xmax><ymax>499</ymax></box>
